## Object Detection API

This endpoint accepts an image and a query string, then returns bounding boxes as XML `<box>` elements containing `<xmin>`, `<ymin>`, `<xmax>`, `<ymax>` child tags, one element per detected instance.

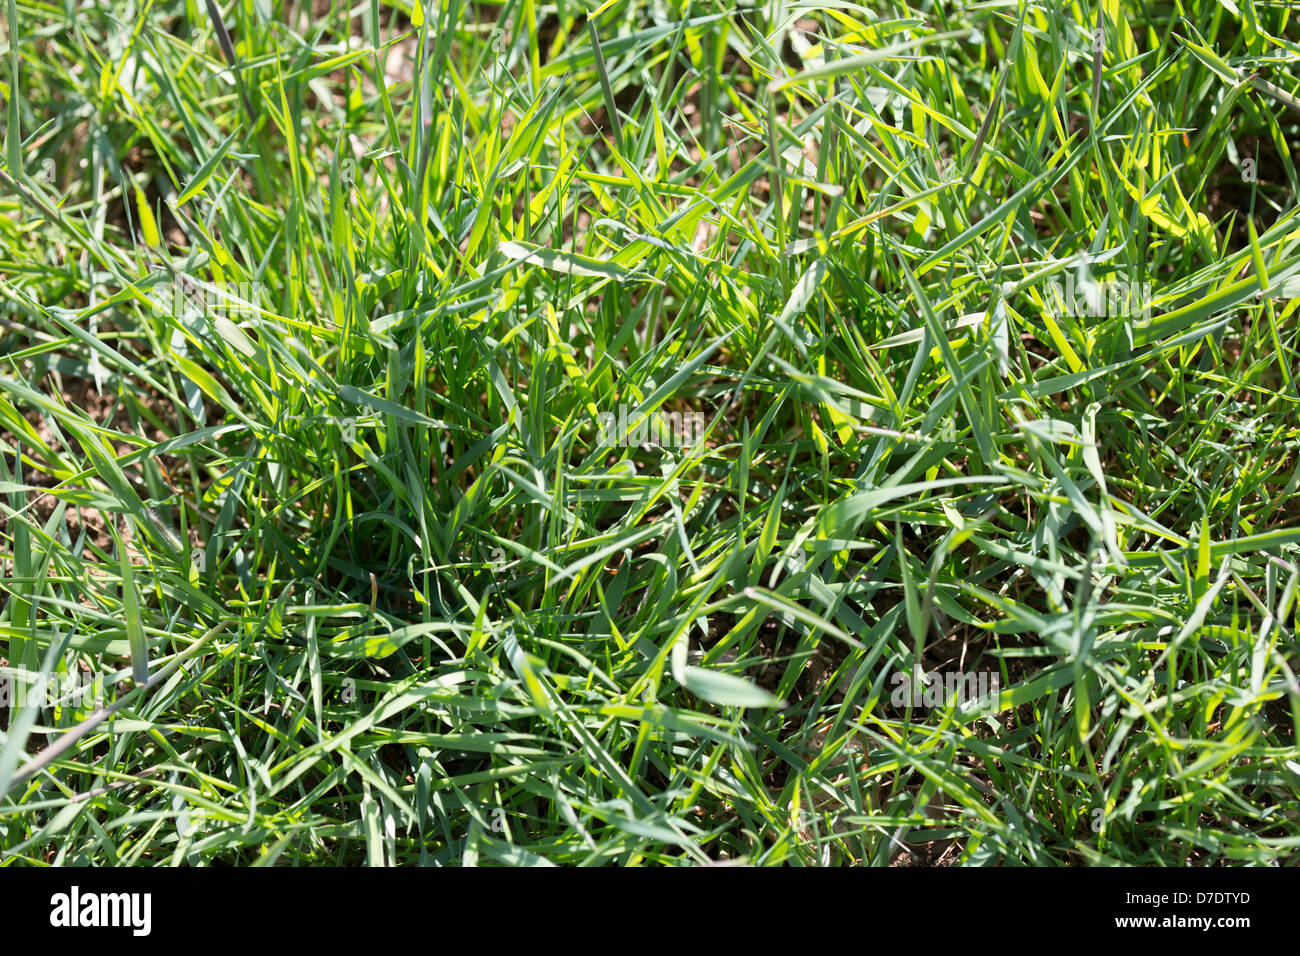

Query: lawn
<box><xmin>2</xmin><ymin>0</ymin><xmax>1300</xmax><ymax>866</ymax></box>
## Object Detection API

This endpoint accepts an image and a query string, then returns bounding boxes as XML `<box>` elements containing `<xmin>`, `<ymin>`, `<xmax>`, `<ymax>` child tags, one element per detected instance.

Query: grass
<box><xmin>1</xmin><ymin>0</ymin><xmax>1299</xmax><ymax>866</ymax></box>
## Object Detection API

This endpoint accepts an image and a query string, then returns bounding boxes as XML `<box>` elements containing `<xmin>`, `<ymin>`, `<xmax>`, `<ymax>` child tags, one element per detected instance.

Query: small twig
<box><xmin>1250</xmin><ymin>75</ymin><xmax>1300</xmax><ymax>115</ymax></box>
<box><xmin>4</xmin><ymin>620</ymin><xmax>233</xmax><ymax>793</ymax></box>
<box><xmin>203</xmin><ymin>0</ymin><xmax>258</xmax><ymax>124</ymax></box>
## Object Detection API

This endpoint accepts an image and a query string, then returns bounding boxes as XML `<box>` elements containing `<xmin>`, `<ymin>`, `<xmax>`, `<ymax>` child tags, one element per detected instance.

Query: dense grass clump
<box><xmin>2</xmin><ymin>0</ymin><xmax>1300</xmax><ymax>865</ymax></box>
